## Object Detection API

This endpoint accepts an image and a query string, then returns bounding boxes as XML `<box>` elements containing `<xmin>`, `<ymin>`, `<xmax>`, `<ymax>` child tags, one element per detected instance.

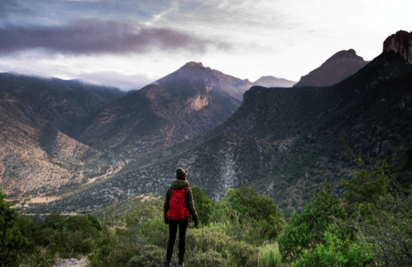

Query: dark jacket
<box><xmin>163</xmin><ymin>179</ymin><xmax>199</xmax><ymax>223</ymax></box>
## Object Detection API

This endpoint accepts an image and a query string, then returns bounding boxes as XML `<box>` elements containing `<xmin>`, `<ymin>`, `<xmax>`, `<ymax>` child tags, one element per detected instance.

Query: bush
<box><xmin>355</xmin><ymin>186</ymin><xmax>412</xmax><ymax>266</ymax></box>
<box><xmin>88</xmin><ymin>226</ymin><xmax>140</xmax><ymax>267</ymax></box>
<box><xmin>125</xmin><ymin>245</ymin><xmax>164</xmax><ymax>267</ymax></box>
<box><xmin>0</xmin><ymin>189</ymin><xmax>33</xmax><ymax>266</ymax></box>
<box><xmin>218</xmin><ymin>185</ymin><xmax>285</xmax><ymax>243</ymax></box>
<box><xmin>87</xmin><ymin>214</ymin><xmax>102</xmax><ymax>230</ymax></box>
<box><xmin>42</xmin><ymin>212</ymin><xmax>65</xmax><ymax>230</ymax></box>
<box><xmin>48</xmin><ymin>229</ymin><xmax>95</xmax><ymax>258</ymax></box>
<box><xmin>210</xmin><ymin>203</ymin><xmax>261</xmax><ymax>245</ymax></box>
<box><xmin>186</xmin><ymin>250</ymin><xmax>227</xmax><ymax>267</ymax></box>
<box><xmin>293</xmin><ymin>224</ymin><xmax>374</xmax><ymax>267</ymax></box>
<box><xmin>340</xmin><ymin>160</ymin><xmax>393</xmax><ymax>219</ymax></box>
<box><xmin>60</xmin><ymin>215</ymin><xmax>96</xmax><ymax>234</ymax></box>
<box><xmin>277</xmin><ymin>183</ymin><xmax>354</xmax><ymax>263</ymax></box>
<box><xmin>258</xmin><ymin>242</ymin><xmax>282</xmax><ymax>267</ymax></box>
<box><xmin>192</xmin><ymin>186</ymin><xmax>216</xmax><ymax>226</ymax></box>
<box><xmin>126</xmin><ymin>203</ymin><xmax>168</xmax><ymax>248</ymax></box>
<box><xmin>184</xmin><ymin>224</ymin><xmax>258</xmax><ymax>267</ymax></box>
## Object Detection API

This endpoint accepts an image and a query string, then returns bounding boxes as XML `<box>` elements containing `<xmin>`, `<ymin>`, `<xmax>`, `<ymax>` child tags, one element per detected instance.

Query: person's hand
<box><xmin>164</xmin><ymin>218</ymin><xmax>169</xmax><ymax>224</ymax></box>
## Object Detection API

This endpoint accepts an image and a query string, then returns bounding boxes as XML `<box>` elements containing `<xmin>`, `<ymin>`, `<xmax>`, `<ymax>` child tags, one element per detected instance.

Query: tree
<box><xmin>276</xmin><ymin>183</ymin><xmax>354</xmax><ymax>263</ymax></box>
<box><xmin>0</xmin><ymin>189</ymin><xmax>32</xmax><ymax>266</ymax></box>
<box><xmin>223</xmin><ymin>185</ymin><xmax>285</xmax><ymax>240</ymax></box>
<box><xmin>191</xmin><ymin>186</ymin><xmax>216</xmax><ymax>226</ymax></box>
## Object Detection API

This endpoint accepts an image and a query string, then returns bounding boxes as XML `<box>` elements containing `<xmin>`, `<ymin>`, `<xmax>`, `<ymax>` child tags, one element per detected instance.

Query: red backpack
<box><xmin>166</xmin><ymin>185</ymin><xmax>191</xmax><ymax>220</ymax></box>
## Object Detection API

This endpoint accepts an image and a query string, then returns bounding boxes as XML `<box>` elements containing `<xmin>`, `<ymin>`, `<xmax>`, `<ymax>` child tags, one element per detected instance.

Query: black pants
<box><xmin>166</xmin><ymin>217</ymin><xmax>189</xmax><ymax>263</ymax></box>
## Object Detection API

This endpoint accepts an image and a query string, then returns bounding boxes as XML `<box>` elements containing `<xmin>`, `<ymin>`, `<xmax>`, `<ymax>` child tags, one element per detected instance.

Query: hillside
<box><xmin>29</xmin><ymin>31</ymin><xmax>412</xmax><ymax>217</ymax></box>
<box><xmin>73</xmin><ymin>62</ymin><xmax>254</xmax><ymax>160</ymax></box>
<box><xmin>293</xmin><ymin>49</ymin><xmax>369</xmax><ymax>87</ymax></box>
<box><xmin>0</xmin><ymin>73</ymin><xmax>126</xmax><ymax>135</ymax></box>
<box><xmin>0</xmin><ymin>91</ymin><xmax>116</xmax><ymax>198</ymax></box>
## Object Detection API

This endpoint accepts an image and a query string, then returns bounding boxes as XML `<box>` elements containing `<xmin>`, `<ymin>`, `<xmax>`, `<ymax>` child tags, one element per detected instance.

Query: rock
<box><xmin>379</xmin><ymin>140</ymin><xmax>392</xmax><ymax>157</ymax></box>
<box><xmin>383</xmin><ymin>30</ymin><xmax>412</xmax><ymax>64</ymax></box>
<box><xmin>372</xmin><ymin>143</ymin><xmax>381</xmax><ymax>156</ymax></box>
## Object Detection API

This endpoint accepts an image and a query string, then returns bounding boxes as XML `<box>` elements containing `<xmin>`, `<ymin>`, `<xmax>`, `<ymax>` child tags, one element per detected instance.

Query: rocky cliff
<box><xmin>383</xmin><ymin>30</ymin><xmax>412</xmax><ymax>64</ymax></box>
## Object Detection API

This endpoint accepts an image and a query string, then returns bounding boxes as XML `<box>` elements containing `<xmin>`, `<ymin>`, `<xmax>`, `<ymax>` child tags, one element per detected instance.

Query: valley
<box><xmin>1</xmin><ymin>30</ymin><xmax>412</xmax><ymax>220</ymax></box>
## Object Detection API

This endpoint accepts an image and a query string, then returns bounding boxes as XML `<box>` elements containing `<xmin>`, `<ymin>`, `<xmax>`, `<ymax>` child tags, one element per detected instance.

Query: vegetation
<box><xmin>1</xmin><ymin>144</ymin><xmax>412</xmax><ymax>266</ymax></box>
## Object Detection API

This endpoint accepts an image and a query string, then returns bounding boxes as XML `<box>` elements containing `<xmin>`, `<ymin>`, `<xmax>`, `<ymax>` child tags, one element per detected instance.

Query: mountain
<box><xmin>253</xmin><ymin>76</ymin><xmax>296</xmax><ymax>87</ymax></box>
<box><xmin>31</xmin><ymin>30</ymin><xmax>412</xmax><ymax>217</ymax></box>
<box><xmin>73</xmin><ymin>62</ymin><xmax>254</xmax><ymax>159</ymax></box>
<box><xmin>293</xmin><ymin>49</ymin><xmax>369</xmax><ymax>87</ymax></box>
<box><xmin>0</xmin><ymin>73</ymin><xmax>126</xmax><ymax>135</ymax></box>
<box><xmin>0</xmin><ymin>91</ymin><xmax>115</xmax><ymax>198</ymax></box>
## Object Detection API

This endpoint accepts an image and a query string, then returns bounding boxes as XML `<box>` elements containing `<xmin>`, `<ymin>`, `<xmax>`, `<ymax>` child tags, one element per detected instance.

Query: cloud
<box><xmin>0</xmin><ymin>20</ymin><xmax>227</xmax><ymax>55</ymax></box>
<box><xmin>0</xmin><ymin>0</ymin><xmax>32</xmax><ymax>20</ymax></box>
<box><xmin>76</xmin><ymin>71</ymin><xmax>153</xmax><ymax>91</ymax></box>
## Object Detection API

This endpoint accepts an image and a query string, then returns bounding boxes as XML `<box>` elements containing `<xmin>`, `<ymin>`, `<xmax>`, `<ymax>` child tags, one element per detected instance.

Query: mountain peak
<box><xmin>327</xmin><ymin>49</ymin><xmax>362</xmax><ymax>62</ymax></box>
<box><xmin>184</xmin><ymin>61</ymin><xmax>205</xmax><ymax>68</ymax></box>
<box><xmin>294</xmin><ymin>49</ymin><xmax>368</xmax><ymax>87</ymax></box>
<box><xmin>383</xmin><ymin>30</ymin><xmax>412</xmax><ymax>64</ymax></box>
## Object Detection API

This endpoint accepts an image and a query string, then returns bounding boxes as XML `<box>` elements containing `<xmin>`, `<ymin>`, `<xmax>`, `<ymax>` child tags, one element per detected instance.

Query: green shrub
<box><xmin>216</xmin><ymin>185</ymin><xmax>285</xmax><ymax>244</ymax></box>
<box><xmin>126</xmin><ymin>203</ymin><xmax>168</xmax><ymax>248</ymax></box>
<box><xmin>277</xmin><ymin>183</ymin><xmax>354</xmax><ymax>263</ymax></box>
<box><xmin>49</xmin><ymin>229</ymin><xmax>95</xmax><ymax>258</ymax></box>
<box><xmin>210</xmin><ymin>204</ymin><xmax>260</xmax><ymax>245</ymax></box>
<box><xmin>125</xmin><ymin>245</ymin><xmax>164</xmax><ymax>267</ymax></box>
<box><xmin>0</xmin><ymin>189</ymin><xmax>33</xmax><ymax>266</ymax></box>
<box><xmin>88</xmin><ymin>226</ymin><xmax>140</xmax><ymax>267</ymax></box>
<box><xmin>340</xmin><ymin>160</ymin><xmax>393</xmax><ymax>220</ymax></box>
<box><xmin>185</xmin><ymin>224</ymin><xmax>233</xmax><ymax>256</ymax></box>
<box><xmin>185</xmin><ymin>224</ymin><xmax>258</xmax><ymax>267</ymax></box>
<box><xmin>192</xmin><ymin>186</ymin><xmax>216</xmax><ymax>226</ymax></box>
<box><xmin>20</xmin><ymin>246</ymin><xmax>56</xmax><ymax>267</ymax></box>
<box><xmin>42</xmin><ymin>212</ymin><xmax>65</xmax><ymax>230</ymax></box>
<box><xmin>226</xmin><ymin>239</ymin><xmax>259</xmax><ymax>267</ymax></box>
<box><xmin>60</xmin><ymin>215</ymin><xmax>95</xmax><ymax>234</ymax></box>
<box><xmin>87</xmin><ymin>214</ymin><xmax>102</xmax><ymax>230</ymax></box>
<box><xmin>355</xmin><ymin>186</ymin><xmax>412</xmax><ymax>267</ymax></box>
<box><xmin>186</xmin><ymin>250</ymin><xmax>227</xmax><ymax>267</ymax></box>
<box><xmin>293</xmin><ymin>224</ymin><xmax>374</xmax><ymax>267</ymax></box>
<box><xmin>258</xmin><ymin>242</ymin><xmax>282</xmax><ymax>267</ymax></box>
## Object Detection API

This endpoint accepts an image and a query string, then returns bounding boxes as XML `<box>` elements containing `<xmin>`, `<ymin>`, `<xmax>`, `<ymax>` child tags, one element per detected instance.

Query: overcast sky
<box><xmin>0</xmin><ymin>0</ymin><xmax>410</xmax><ymax>90</ymax></box>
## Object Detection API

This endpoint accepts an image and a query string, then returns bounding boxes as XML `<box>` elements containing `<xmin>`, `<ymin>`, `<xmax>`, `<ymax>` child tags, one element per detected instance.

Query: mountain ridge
<box><xmin>73</xmin><ymin>62</ymin><xmax>253</xmax><ymax>160</ymax></box>
<box><xmin>293</xmin><ymin>49</ymin><xmax>369</xmax><ymax>87</ymax></box>
<box><xmin>30</xmin><ymin>30</ymin><xmax>412</xmax><ymax>216</ymax></box>
<box><xmin>253</xmin><ymin>76</ymin><xmax>296</xmax><ymax>87</ymax></box>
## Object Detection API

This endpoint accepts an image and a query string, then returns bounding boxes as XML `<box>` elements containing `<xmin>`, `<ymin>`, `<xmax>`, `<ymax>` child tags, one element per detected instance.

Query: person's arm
<box><xmin>163</xmin><ymin>187</ymin><xmax>171</xmax><ymax>220</ymax></box>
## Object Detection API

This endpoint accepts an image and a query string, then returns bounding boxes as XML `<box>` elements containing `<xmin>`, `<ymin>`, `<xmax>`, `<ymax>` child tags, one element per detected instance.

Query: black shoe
<box><xmin>165</xmin><ymin>260</ymin><xmax>172</xmax><ymax>267</ymax></box>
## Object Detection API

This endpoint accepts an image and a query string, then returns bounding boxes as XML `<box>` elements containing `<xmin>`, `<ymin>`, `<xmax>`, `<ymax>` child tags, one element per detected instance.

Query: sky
<box><xmin>0</xmin><ymin>0</ymin><xmax>410</xmax><ymax>91</ymax></box>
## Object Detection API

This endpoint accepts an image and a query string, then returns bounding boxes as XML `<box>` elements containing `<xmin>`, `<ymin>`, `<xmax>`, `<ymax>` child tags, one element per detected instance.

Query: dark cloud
<box><xmin>0</xmin><ymin>20</ymin><xmax>225</xmax><ymax>55</ymax></box>
<box><xmin>0</xmin><ymin>0</ymin><xmax>32</xmax><ymax>19</ymax></box>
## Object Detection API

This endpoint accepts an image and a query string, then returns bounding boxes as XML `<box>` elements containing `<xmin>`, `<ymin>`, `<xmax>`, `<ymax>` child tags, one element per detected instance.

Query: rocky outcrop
<box><xmin>294</xmin><ymin>49</ymin><xmax>369</xmax><ymax>87</ymax></box>
<box><xmin>383</xmin><ymin>30</ymin><xmax>412</xmax><ymax>64</ymax></box>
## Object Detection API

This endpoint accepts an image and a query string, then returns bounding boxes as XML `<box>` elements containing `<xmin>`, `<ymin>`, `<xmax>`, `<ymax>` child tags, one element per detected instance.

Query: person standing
<box><xmin>163</xmin><ymin>168</ymin><xmax>199</xmax><ymax>267</ymax></box>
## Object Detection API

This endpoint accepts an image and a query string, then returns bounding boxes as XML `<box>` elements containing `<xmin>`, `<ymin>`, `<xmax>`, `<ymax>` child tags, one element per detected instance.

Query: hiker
<box><xmin>163</xmin><ymin>168</ymin><xmax>199</xmax><ymax>267</ymax></box>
